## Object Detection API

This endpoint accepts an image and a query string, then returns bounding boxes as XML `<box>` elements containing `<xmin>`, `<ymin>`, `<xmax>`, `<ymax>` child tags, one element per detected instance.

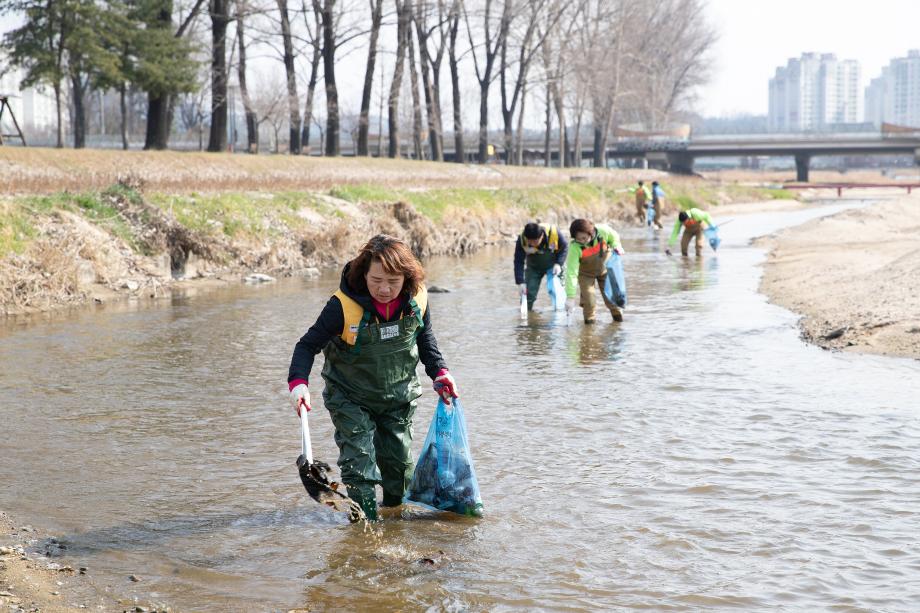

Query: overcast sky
<box><xmin>4</xmin><ymin>2</ymin><xmax>920</xmax><ymax>120</ymax></box>
<box><xmin>699</xmin><ymin>0</ymin><xmax>920</xmax><ymax>117</ymax></box>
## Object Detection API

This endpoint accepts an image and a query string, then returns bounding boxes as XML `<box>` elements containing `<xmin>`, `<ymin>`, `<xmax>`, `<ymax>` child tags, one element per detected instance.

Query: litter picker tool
<box><xmin>296</xmin><ymin>406</ymin><xmax>363</xmax><ymax>520</ymax></box>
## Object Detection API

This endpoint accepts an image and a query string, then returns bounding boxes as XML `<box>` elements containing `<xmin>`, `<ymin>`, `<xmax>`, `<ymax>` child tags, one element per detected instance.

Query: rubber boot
<box><xmin>346</xmin><ymin>485</ymin><xmax>378</xmax><ymax>522</ymax></box>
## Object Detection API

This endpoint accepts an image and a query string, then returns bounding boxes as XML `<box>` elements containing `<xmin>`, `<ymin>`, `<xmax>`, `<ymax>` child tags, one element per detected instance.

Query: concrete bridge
<box><xmin>649</xmin><ymin>134</ymin><xmax>920</xmax><ymax>181</ymax></box>
<box><xmin>439</xmin><ymin>133</ymin><xmax>920</xmax><ymax>181</ymax></box>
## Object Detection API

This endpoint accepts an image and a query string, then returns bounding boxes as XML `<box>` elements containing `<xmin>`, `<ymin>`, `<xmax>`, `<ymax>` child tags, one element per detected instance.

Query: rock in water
<box><xmin>243</xmin><ymin>273</ymin><xmax>276</xmax><ymax>284</ymax></box>
<box><xmin>428</xmin><ymin>285</ymin><xmax>451</xmax><ymax>293</ymax></box>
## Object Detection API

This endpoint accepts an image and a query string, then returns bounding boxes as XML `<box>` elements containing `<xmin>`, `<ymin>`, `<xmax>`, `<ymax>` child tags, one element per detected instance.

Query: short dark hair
<box><xmin>347</xmin><ymin>234</ymin><xmax>425</xmax><ymax>297</ymax></box>
<box><xmin>678</xmin><ymin>211</ymin><xmax>688</xmax><ymax>222</ymax></box>
<box><xmin>523</xmin><ymin>222</ymin><xmax>543</xmax><ymax>240</ymax></box>
<box><xmin>637</xmin><ymin>180</ymin><xmax>644</xmax><ymax>186</ymax></box>
<box><xmin>652</xmin><ymin>181</ymin><xmax>659</xmax><ymax>186</ymax></box>
<box><xmin>569</xmin><ymin>218</ymin><xmax>595</xmax><ymax>237</ymax></box>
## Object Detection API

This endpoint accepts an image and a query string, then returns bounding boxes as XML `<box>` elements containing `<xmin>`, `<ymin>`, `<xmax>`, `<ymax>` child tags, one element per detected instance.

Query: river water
<box><xmin>1</xmin><ymin>202</ymin><xmax>919</xmax><ymax>612</ymax></box>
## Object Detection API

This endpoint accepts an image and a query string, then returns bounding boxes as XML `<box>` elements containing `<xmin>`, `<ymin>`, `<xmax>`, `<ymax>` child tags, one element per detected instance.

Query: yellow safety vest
<box><xmin>334</xmin><ymin>286</ymin><xmax>428</xmax><ymax>346</ymax></box>
<box><xmin>519</xmin><ymin>223</ymin><xmax>559</xmax><ymax>252</ymax></box>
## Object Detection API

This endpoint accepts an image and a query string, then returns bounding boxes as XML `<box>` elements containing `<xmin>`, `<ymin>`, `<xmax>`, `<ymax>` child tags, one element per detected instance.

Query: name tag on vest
<box><xmin>379</xmin><ymin>323</ymin><xmax>400</xmax><ymax>340</ymax></box>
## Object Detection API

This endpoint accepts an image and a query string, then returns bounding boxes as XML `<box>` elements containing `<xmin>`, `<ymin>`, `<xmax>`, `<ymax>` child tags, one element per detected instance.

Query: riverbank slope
<box><xmin>1</xmin><ymin>148</ymin><xmax>791</xmax><ymax>316</ymax></box>
<box><xmin>758</xmin><ymin>195</ymin><xmax>920</xmax><ymax>359</ymax></box>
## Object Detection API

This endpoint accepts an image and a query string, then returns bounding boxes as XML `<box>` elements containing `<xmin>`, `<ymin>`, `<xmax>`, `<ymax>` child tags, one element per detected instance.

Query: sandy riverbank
<box><xmin>758</xmin><ymin>195</ymin><xmax>920</xmax><ymax>359</ymax></box>
<box><xmin>0</xmin><ymin>511</ymin><xmax>172</xmax><ymax>613</ymax></box>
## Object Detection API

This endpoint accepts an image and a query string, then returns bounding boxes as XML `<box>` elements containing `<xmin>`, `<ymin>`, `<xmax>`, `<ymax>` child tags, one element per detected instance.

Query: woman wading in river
<box><xmin>287</xmin><ymin>235</ymin><xmax>459</xmax><ymax>521</ymax></box>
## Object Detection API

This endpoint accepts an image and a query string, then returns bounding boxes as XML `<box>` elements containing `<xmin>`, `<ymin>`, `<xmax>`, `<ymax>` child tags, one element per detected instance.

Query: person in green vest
<box><xmin>287</xmin><ymin>235</ymin><xmax>459</xmax><ymax>522</ymax></box>
<box><xmin>514</xmin><ymin>222</ymin><xmax>569</xmax><ymax>311</ymax></box>
<box><xmin>630</xmin><ymin>180</ymin><xmax>652</xmax><ymax>224</ymax></box>
<box><xmin>666</xmin><ymin>207</ymin><xmax>715</xmax><ymax>257</ymax></box>
<box><xmin>564</xmin><ymin>218</ymin><xmax>625</xmax><ymax>323</ymax></box>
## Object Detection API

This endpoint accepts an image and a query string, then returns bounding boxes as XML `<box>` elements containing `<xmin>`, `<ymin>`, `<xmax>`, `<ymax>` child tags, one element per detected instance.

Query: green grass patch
<box><xmin>0</xmin><ymin>203</ymin><xmax>37</xmax><ymax>256</ymax></box>
<box><xmin>322</xmin><ymin>182</ymin><xmax>614</xmax><ymax>222</ymax></box>
<box><xmin>673</xmin><ymin>194</ymin><xmax>700</xmax><ymax>210</ymax></box>
<box><xmin>147</xmin><ymin>191</ymin><xmax>321</xmax><ymax>238</ymax></box>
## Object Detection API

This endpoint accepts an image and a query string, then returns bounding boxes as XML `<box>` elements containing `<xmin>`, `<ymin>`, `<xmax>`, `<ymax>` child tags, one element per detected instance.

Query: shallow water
<box><xmin>1</xmin><ymin>201</ymin><xmax>919</xmax><ymax>611</ymax></box>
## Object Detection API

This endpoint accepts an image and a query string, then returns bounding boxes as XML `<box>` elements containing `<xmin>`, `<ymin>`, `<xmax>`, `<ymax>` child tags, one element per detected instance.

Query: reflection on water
<box><xmin>2</xmin><ymin>200</ymin><xmax>920</xmax><ymax>611</ymax></box>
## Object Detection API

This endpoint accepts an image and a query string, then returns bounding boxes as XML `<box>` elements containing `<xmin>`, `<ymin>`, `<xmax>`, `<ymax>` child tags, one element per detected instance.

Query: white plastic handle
<box><xmin>300</xmin><ymin>409</ymin><xmax>314</xmax><ymax>465</ymax></box>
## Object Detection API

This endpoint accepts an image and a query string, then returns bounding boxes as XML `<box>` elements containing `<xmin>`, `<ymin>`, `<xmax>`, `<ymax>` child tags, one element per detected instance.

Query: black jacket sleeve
<box><xmin>513</xmin><ymin>240</ymin><xmax>526</xmax><ymax>285</ymax></box>
<box><xmin>417</xmin><ymin>304</ymin><xmax>448</xmax><ymax>379</ymax></box>
<box><xmin>287</xmin><ymin>296</ymin><xmax>344</xmax><ymax>384</ymax></box>
<box><xmin>555</xmin><ymin>232</ymin><xmax>569</xmax><ymax>266</ymax></box>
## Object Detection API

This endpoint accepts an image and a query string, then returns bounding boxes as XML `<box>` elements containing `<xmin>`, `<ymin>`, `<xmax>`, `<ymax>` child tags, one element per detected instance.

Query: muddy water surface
<box><xmin>1</xmin><ymin>202</ymin><xmax>919</xmax><ymax>611</ymax></box>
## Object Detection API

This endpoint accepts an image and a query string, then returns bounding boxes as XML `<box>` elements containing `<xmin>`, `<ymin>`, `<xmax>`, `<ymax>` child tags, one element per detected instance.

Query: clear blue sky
<box><xmin>699</xmin><ymin>0</ymin><xmax>920</xmax><ymax>116</ymax></box>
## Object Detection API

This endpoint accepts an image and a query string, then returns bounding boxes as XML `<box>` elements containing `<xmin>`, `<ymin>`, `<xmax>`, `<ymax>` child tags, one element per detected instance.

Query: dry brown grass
<box><xmin>0</xmin><ymin>147</ymin><xmax>674</xmax><ymax>194</ymax></box>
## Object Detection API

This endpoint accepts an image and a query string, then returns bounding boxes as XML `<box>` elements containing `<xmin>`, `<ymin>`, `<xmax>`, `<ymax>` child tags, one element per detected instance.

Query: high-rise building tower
<box><xmin>768</xmin><ymin>53</ymin><xmax>861</xmax><ymax>132</ymax></box>
<box><xmin>865</xmin><ymin>50</ymin><xmax>920</xmax><ymax>129</ymax></box>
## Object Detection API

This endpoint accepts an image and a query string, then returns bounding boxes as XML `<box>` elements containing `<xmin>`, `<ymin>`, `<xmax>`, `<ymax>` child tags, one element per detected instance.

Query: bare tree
<box><xmin>498</xmin><ymin>0</ymin><xmax>563</xmax><ymax>165</ymax></box>
<box><xmin>207</xmin><ymin>0</ymin><xmax>231</xmax><ymax>152</ymax></box>
<box><xmin>446</xmin><ymin>0</ymin><xmax>463</xmax><ymax>162</ymax></box>
<box><xmin>463</xmin><ymin>0</ymin><xmax>512</xmax><ymax>163</ymax></box>
<box><xmin>357</xmin><ymin>0</ymin><xmax>383</xmax><ymax>155</ymax></box>
<box><xmin>298</xmin><ymin>0</ymin><xmax>323</xmax><ymax>152</ymax></box>
<box><xmin>251</xmin><ymin>74</ymin><xmax>287</xmax><ymax>152</ymax></box>
<box><xmin>387</xmin><ymin>0</ymin><xmax>410</xmax><ymax>158</ymax></box>
<box><xmin>413</xmin><ymin>0</ymin><xmax>449</xmax><ymax>161</ymax></box>
<box><xmin>639</xmin><ymin>0</ymin><xmax>715</xmax><ymax>129</ymax></box>
<box><xmin>236</xmin><ymin>0</ymin><xmax>259</xmax><ymax>152</ymax></box>
<box><xmin>277</xmin><ymin>0</ymin><xmax>302</xmax><ymax>153</ymax></box>
<box><xmin>406</xmin><ymin>8</ymin><xmax>424</xmax><ymax>159</ymax></box>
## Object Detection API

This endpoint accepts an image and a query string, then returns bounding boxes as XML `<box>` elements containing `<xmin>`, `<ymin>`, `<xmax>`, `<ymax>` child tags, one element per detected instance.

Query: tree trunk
<box><xmin>414</xmin><ymin>5</ymin><xmax>442</xmax><ymax>161</ymax></box>
<box><xmin>144</xmin><ymin>3</ymin><xmax>173</xmax><ymax>150</ymax></box>
<box><xmin>145</xmin><ymin>94</ymin><xmax>170</xmax><ymax>150</ymax></box>
<box><xmin>552</xmin><ymin>85</ymin><xmax>566</xmax><ymax>167</ymax></box>
<box><xmin>407</xmin><ymin>19</ymin><xmax>423</xmax><ymax>160</ymax></box>
<box><xmin>573</xmin><ymin>107</ymin><xmax>583</xmax><ymax>168</ymax></box>
<box><xmin>53</xmin><ymin>83</ymin><xmax>63</xmax><ymax>148</ymax></box>
<box><xmin>120</xmin><ymin>83</ymin><xmax>128</xmax><ymax>150</ymax></box>
<box><xmin>277</xmin><ymin>0</ymin><xmax>302</xmax><ymax>154</ymax></box>
<box><xmin>71</xmin><ymin>75</ymin><xmax>86</xmax><ymax>149</ymax></box>
<box><xmin>388</xmin><ymin>0</ymin><xmax>409</xmax><ymax>158</ymax></box>
<box><xmin>592</xmin><ymin>125</ymin><xmax>603</xmax><ymax>168</ymax></box>
<box><xmin>316</xmin><ymin>0</ymin><xmax>339</xmax><ymax>156</ymax></box>
<box><xmin>448</xmin><ymin>10</ymin><xmax>463</xmax><ymax>162</ymax></box>
<box><xmin>207</xmin><ymin>0</ymin><xmax>230</xmax><ymax>152</ymax></box>
<box><xmin>357</xmin><ymin>0</ymin><xmax>383</xmax><ymax>156</ymax></box>
<box><xmin>237</xmin><ymin>4</ymin><xmax>258</xmax><ymax>153</ymax></box>
<box><xmin>301</xmin><ymin>42</ymin><xmax>321</xmax><ymax>151</ymax></box>
<box><xmin>543</xmin><ymin>85</ymin><xmax>551</xmax><ymax>167</ymax></box>
<box><xmin>514</xmin><ymin>80</ymin><xmax>526</xmax><ymax>165</ymax></box>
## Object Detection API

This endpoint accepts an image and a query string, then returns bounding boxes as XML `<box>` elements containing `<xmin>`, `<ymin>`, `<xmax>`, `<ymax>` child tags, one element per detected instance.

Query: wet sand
<box><xmin>0</xmin><ymin>512</ymin><xmax>120</xmax><ymax>612</ymax></box>
<box><xmin>758</xmin><ymin>195</ymin><xmax>920</xmax><ymax>359</ymax></box>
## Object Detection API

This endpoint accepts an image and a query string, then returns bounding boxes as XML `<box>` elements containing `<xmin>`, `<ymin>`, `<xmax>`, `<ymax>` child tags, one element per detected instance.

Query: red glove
<box><xmin>289</xmin><ymin>380</ymin><xmax>310</xmax><ymax>416</ymax></box>
<box><xmin>433</xmin><ymin>368</ymin><xmax>459</xmax><ymax>404</ymax></box>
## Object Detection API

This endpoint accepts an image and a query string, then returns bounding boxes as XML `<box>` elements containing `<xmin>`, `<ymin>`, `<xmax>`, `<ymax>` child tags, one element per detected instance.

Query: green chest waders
<box><xmin>524</xmin><ymin>249</ymin><xmax>557</xmax><ymax>309</ymax></box>
<box><xmin>321</xmin><ymin>299</ymin><xmax>425</xmax><ymax>520</ymax></box>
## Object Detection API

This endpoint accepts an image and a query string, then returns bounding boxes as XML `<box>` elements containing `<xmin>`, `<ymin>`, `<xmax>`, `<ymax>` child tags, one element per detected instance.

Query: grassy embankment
<box><xmin>0</xmin><ymin>148</ymin><xmax>792</xmax><ymax>314</ymax></box>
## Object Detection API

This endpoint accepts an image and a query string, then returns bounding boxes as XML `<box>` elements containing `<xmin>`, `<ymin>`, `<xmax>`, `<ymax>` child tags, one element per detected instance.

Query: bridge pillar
<box><xmin>667</xmin><ymin>152</ymin><xmax>695</xmax><ymax>175</ymax></box>
<box><xmin>914</xmin><ymin>147</ymin><xmax>920</xmax><ymax>166</ymax></box>
<box><xmin>795</xmin><ymin>154</ymin><xmax>811</xmax><ymax>182</ymax></box>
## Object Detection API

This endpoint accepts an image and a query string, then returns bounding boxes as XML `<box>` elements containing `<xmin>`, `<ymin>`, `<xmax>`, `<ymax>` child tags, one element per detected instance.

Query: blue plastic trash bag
<box><xmin>602</xmin><ymin>253</ymin><xmax>627</xmax><ymax>308</ymax></box>
<box><xmin>545</xmin><ymin>268</ymin><xmax>566</xmax><ymax>311</ymax></box>
<box><xmin>404</xmin><ymin>398</ymin><xmax>484</xmax><ymax>517</ymax></box>
<box><xmin>704</xmin><ymin>226</ymin><xmax>721</xmax><ymax>252</ymax></box>
<box><xmin>646</xmin><ymin>202</ymin><xmax>656</xmax><ymax>226</ymax></box>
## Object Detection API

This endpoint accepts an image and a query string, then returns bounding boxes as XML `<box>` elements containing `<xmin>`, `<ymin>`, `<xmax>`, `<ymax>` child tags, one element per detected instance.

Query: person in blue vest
<box><xmin>513</xmin><ymin>222</ymin><xmax>569</xmax><ymax>311</ymax></box>
<box><xmin>287</xmin><ymin>235</ymin><xmax>459</xmax><ymax>521</ymax></box>
<box><xmin>649</xmin><ymin>181</ymin><xmax>665</xmax><ymax>229</ymax></box>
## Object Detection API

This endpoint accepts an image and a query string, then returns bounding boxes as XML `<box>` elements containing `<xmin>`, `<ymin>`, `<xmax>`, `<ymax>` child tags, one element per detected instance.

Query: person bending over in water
<box><xmin>564</xmin><ymin>219</ymin><xmax>625</xmax><ymax>324</ymax></box>
<box><xmin>513</xmin><ymin>221</ymin><xmax>568</xmax><ymax>312</ymax></box>
<box><xmin>666</xmin><ymin>207</ymin><xmax>715</xmax><ymax>257</ymax></box>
